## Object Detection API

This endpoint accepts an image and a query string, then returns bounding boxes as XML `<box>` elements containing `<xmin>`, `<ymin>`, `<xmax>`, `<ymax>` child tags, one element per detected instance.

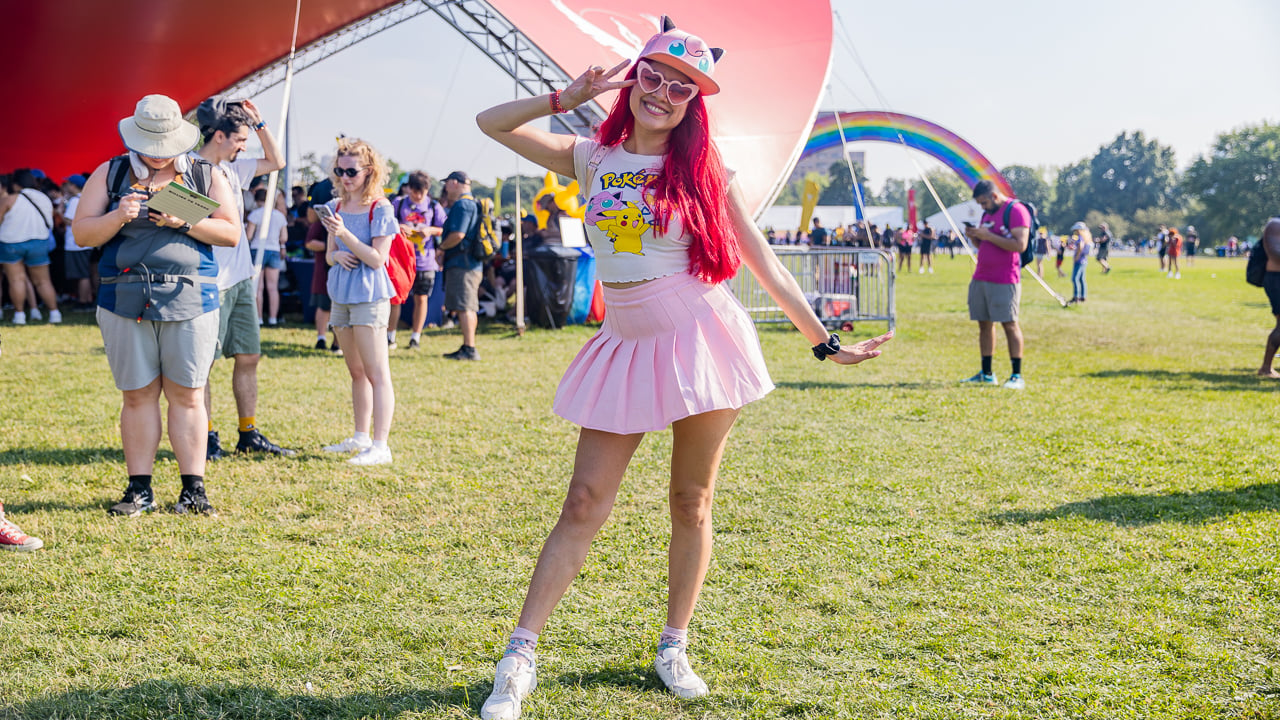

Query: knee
<box><xmin>559</xmin><ymin>483</ymin><xmax>612</xmax><ymax>530</ymax></box>
<box><xmin>669</xmin><ymin>487</ymin><xmax>714</xmax><ymax>529</ymax></box>
<box><xmin>234</xmin><ymin>354</ymin><xmax>260</xmax><ymax>372</ymax></box>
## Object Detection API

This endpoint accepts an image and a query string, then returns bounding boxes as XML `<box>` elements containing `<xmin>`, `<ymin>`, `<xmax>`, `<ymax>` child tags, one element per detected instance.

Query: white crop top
<box><xmin>573</xmin><ymin>138</ymin><xmax>693</xmax><ymax>283</ymax></box>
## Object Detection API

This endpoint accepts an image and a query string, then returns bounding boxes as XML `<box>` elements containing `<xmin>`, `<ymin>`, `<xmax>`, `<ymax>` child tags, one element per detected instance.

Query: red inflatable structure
<box><xmin>5</xmin><ymin>0</ymin><xmax>832</xmax><ymax>214</ymax></box>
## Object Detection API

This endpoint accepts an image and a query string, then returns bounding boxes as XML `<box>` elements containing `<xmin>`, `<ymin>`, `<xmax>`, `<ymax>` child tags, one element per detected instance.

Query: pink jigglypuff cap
<box><xmin>637</xmin><ymin>16</ymin><xmax>724</xmax><ymax>96</ymax></box>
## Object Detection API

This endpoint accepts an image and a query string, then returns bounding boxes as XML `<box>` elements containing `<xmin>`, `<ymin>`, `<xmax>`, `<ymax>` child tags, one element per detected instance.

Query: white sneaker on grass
<box><xmin>49</xmin><ymin>309</ymin><xmax>62</xmax><ymax>324</ymax></box>
<box><xmin>481</xmin><ymin>656</ymin><xmax>537</xmax><ymax>720</ymax></box>
<box><xmin>29</xmin><ymin>307</ymin><xmax>42</xmax><ymax>321</ymax></box>
<box><xmin>655</xmin><ymin>642</ymin><xmax>709</xmax><ymax>699</ymax></box>
<box><xmin>348</xmin><ymin>445</ymin><xmax>392</xmax><ymax>466</ymax></box>
<box><xmin>323</xmin><ymin>436</ymin><xmax>372</xmax><ymax>453</ymax></box>
<box><xmin>12</xmin><ymin>311</ymin><xmax>25</xmax><ymax>325</ymax></box>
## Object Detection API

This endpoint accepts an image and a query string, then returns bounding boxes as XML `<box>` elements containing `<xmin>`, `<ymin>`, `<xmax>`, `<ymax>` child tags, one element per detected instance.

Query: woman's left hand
<box><xmin>829</xmin><ymin>330</ymin><xmax>894</xmax><ymax>366</ymax></box>
<box><xmin>332</xmin><ymin>250</ymin><xmax>359</xmax><ymax>270</ymax></box>
<box><xmin>149</xmin><ymin>210</ymin><xmax>185</xmax><ymax>229</ymax></box>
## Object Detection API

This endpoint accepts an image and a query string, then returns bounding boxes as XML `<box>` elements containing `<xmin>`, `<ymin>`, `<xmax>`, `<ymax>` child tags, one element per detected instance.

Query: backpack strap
<box><xmin>184</xmin><ymin>157</ymin><xmax>212</xmax><ymax>197</ymax></box>
<box><xmin>585</xmin><ymin>140</ymin><xmax>611</xmax><ymax>191</ymax></box>
<box><xmin>106</xmin><ymin>154</ymin><xmax>133</xmax><ymax>203</ymax></box>
<box><xmin>19</xmin><ymin>191</ymin><xmax>51</xmax><ymax>230</ymax></box>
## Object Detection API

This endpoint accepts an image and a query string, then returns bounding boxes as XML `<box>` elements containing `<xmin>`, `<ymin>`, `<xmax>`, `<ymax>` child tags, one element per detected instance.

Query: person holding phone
<box><xmin>962</xmin><ymin>179</ymin><xmax>1029</xmax><ymax>390</ymax></box>
<box><xmin>71</xmin><ymin>95</ymin><xmax>241</xmax><ymax>516</ymax></box>
<box><xmin>318</xmin><ymin>138</ymin><xmax>398</xmax><ymax>466</ymax></box>
<box><xmin>473</xmin><ymin>17</ymin><xmax>892</xmax><ymax>719</ymax></box>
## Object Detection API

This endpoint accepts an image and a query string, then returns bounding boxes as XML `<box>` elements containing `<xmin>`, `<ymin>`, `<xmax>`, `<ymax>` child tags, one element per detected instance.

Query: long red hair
<box><xmin>594</xmin><ymin>72</ymin><xmax>740</xmax><ymax>284</ymax></box>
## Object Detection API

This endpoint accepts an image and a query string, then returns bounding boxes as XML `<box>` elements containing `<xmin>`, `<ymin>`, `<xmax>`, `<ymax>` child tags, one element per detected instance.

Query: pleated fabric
<box><xmin>553</xmin><ymin>272</ymin><xmax>775</xmax><ymax>434</ymax></box>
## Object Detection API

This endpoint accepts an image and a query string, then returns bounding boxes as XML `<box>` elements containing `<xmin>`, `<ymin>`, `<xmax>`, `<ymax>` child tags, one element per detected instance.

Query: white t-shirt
<box><xmin>63</xmin><ymin>194</ymin><xmax>89</xmax><ymax>251</ymax></box>
<box><xmin>246</xmin><ymin>206</ymin><xmax>287</xmax><ymax>252</ymax></box>
<box><xmin>192</xmin><ymin>154</ymin><xmax>257</xmax><ymax>290</ymax></box>
<box><xmin>0</xmin><ymin>189</ymin><xmax>53</xmax><ymax>244</ymax></box>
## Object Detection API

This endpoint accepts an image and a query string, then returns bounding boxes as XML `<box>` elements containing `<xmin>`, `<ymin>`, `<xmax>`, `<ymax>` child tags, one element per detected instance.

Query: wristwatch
<box><xmin>176</xmin><ymin>222</ymin><xmax>192</xmax><ymax>234</ymax></box>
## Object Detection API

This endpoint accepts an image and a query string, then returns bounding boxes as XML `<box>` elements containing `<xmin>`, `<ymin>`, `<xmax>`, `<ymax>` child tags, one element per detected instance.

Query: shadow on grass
<box><xmin>775</xmin><ymin>380</ymin><xmax>938</xmax><ymax>391</ymax></box>
<box><xmin>556</xmin><ymin>663</ymin><xmax>659</xmax><ymax>693</ymax></box>
<box><xmin>1085</xmin><ymin>368</ymin><xmax>1280</xmax><ymax>391</ymax></box>
<box><xmin>3</xmin><ymin>678</ymin><xmax>491</xmax><ymax>720</ymax></box>
<box><xmin>991</xmin><ymin>483</ymin><xmax>1280</xmax><ymax>527</ymax></box>
<box><xmin>0</xmin><ymin>447</ymin><xmax>123</xmax><ymax>466</ymax></box>
<box><xmin>259</xmin><ymin>339</ymin><xmax>334</xmax><ymax>359</ymax></box>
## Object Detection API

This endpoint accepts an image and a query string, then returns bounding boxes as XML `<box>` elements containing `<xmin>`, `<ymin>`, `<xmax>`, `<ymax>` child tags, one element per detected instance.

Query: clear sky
<box><xmin>250</xmin><ymin>0</ymin><xmax>1280</xmax><ymax>195</ymax></box>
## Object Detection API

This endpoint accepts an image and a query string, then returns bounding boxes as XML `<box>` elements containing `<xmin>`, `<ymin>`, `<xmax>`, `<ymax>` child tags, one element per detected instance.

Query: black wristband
<box><xmin>812</xmin><ymin>332</ymin><xmax>841</xmax><ymax>361</ymax></box>
<box><xmin>176</xmin><ymin>222</ymin><xmax>192</xmax><ymax>234</ymax></box>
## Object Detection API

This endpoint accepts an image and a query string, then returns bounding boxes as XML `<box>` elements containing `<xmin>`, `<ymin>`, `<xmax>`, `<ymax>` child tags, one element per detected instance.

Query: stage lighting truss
<box><xmin>216</xmin><ymin>0</ymin><xmax>604</xmax><ymax>138</ymax></box>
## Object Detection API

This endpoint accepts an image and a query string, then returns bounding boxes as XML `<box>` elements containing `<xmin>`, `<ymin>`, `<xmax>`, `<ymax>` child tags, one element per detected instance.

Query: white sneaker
<box><xmin>48</xmin><ymin>309</ymin><xmax>62</xmax><ymax>324</ymax></box>
<box><xmin>481</xmin><ymin>656</ymin><xmax>537</xmax><ymax>720</ymax></box>
<box><xmin>918</xmin><ymin>267</ymin><xmax>924</xmax><ymax>274</ymax></box>
<box><xmin>928</xmin><ymin>267</ymin><xmax>934</xmax><ymax>274</ymax></box>
<box><xmin>12</xmin><ymin>312</ymin><xmax>25</xmax><ymax>325</ymax></box>
<box><xmin>655</xmin><ymin>644</ymin><xmax>709</xmax><ymax>699</ymax></box>
<box><xmin>348</xmin><ymin>445</ymin><xmax>392</xmax><ymax>466</ymax></box>
<box><xmin>323</xmin><ymin>436</ymin><xmax>372</xmax><ymax>453</ymax></box>
<box><xmin>29</xmin><ymin>307</ymin><xmax>42</xmax><ymax>321</ymax></box>
<box><xmin>1175</xmin><ymin>272</ymin><xmax>1181</xmax><ymax>279</ymax></box>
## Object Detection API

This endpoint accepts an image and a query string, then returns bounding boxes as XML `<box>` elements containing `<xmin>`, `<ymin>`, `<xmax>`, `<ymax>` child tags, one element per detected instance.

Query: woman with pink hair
<box><xmin>474</xmin><ymin>17</ymin><xmax>892</xmax><ymax>719</ymax></box>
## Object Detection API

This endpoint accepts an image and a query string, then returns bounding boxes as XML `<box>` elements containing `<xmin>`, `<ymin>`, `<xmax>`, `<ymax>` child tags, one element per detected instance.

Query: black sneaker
<box><xmin>173</xmin><ymin>483</ymin><xmax>217</xmax><ymax>516</ymax></box>
<box><xmin>109</xmin><ymin>481</ymin><xmax>156</xmax><ymax>517</ymax></box>
<box><xmin>408</xmin><ymin>338</ymin><xmax>420</xmax><ymax>350</ymax></box>
<box><xmin>330</xmin><ymin>339</ymin><xmax>342</xmax><ymax>356</ymax></box>
<box><xmin>443</xmin><ymin>345</ymin><xmax>479</xmax><ymax>361</ymax></box>
<box><xmin>315</xmin><ymin>338</ymin><xmax>327</xmax><ymax>350</ymax></box>
<box><xmin>207</xmin><ymin>430</ymin><xmax>226</xmax><ymax>461</ymax></box>
<box><xmin>235</xmin><ymin>428</ymin><xmax>297</xmax><ymax>456</ymax></box>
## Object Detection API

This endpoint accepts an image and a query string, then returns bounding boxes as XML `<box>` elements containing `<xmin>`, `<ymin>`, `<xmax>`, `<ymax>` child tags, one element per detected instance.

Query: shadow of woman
<box><xmin>989</xmin><ymin>482</ymin><xmax>1280</xmax><ymax>527</ymax></box>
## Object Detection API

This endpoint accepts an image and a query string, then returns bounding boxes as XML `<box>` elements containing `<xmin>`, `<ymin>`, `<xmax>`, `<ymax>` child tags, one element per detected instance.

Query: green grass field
<box><xmin>2</xmin><ymin>254</ymin><xmax>1278</xmax><ymax>719</ymax></box>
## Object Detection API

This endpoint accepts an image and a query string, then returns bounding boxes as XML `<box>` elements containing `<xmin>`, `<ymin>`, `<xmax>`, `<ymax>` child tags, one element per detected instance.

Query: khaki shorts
<box><xmin>444</xmin><ymin>267</ymin><xmax>482</xmax><ymax>313</ymax></box>
<box><xmin>331</xmin><ymin>298</ymin><xmax>391</xmax><ymax>328</ymax></box>
<box><xmin>968</xmin><ymin>280</ymin><xmax>1021</xmax><ymax>323</ymax></box>
<box><xmin>98</xmin><ymin>307</ymin><xmax>219</xmax><ymax>391</ymax></box>
<box><xmin>217</xmin><ymin>277</ymin><xmax>261</xmax><ymax>357</ymax></box>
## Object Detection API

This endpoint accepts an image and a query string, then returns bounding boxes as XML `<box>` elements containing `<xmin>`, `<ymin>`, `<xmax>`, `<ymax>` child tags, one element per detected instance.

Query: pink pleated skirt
<box><xmin>553</xmin><ymin>272</ymin><xmax>775</xmax><ymax>434</ymax></box>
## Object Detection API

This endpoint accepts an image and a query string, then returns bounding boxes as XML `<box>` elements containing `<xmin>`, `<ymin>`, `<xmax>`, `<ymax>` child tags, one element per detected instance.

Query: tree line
<box><xmin>778</xmin><ymin>122</ymin><xmax>1279</xmax><ymax>242</ymax></box>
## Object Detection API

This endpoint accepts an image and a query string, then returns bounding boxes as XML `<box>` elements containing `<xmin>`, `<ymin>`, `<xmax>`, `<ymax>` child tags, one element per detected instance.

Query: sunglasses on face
<box><xmin>333</xmin><ymin>167</ymin><xmax>364</xmax><ymax>178</ymax></box>
<box><xmin>635</xmin><ymin>60</ymin><xmax>699</xmax><ymax>106</ymax></box>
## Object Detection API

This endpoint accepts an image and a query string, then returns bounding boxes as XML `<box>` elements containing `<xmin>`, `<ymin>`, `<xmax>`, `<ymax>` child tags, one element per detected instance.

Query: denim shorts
<box><xmin>259</xmin><ymin>250</ymin><xmax>286</xmax><ymax>271</ymax></box>
<box><xmin>0</xmin><ymin>238</ymin><xmax>51</xmax><ymax>266</ymax></box>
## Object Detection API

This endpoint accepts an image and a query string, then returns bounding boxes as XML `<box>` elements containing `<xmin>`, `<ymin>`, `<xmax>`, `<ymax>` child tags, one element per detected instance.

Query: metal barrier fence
<box><xmin>728</xmin><ymin>247</ymin><xmax>895</xmax><ymax>331</ymax></box>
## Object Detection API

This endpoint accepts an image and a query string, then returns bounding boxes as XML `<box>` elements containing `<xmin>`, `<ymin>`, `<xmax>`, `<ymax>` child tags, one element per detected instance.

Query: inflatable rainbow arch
<box><xmin>803</xmin><ymin>111</ymin><xmax>1015</xmax><ymax>198</ymax></box>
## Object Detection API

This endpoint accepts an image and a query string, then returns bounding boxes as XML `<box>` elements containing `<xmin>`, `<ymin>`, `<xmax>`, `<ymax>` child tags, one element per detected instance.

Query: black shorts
<box><xmin>412</xmin><ymin>270</ymin><xmax>436</xmax><ymax>296</ymax></box>
<box><xmin>1265</xmin><ymin>272</ymin><xmax>1280</xmax><ymax>316</ymax></box>
<box><xmin>920</xmin><ymin>240</ymin><xmax>933</xmax><ymax>254</ymax></box>
<box><xmin>1096</xmin><ymin>245</ymin><xmax>1110</xmax><ymax>260</ymax></box>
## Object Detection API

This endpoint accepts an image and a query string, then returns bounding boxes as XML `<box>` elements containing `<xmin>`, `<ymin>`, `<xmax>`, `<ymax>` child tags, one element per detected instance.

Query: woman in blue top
<box><xmin>319</xmin><ymin>138</ymin><xmax>398</xmax><ymax>466</ymax></box>
<box><xmin>1068</xmin><ymin>221</ymin><xmax>1093</xmax><ymax>304</ymax></box>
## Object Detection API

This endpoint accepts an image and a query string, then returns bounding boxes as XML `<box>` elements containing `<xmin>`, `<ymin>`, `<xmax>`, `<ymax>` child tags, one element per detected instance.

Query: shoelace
<box><xmin>0</xmin><ymin>517</ymin><xmax>30</xmax><ymax>543</ymax></box>
<box><xmin>657</xmin><ymin>640</ymin><xmax>696</xmax><ymax>682</ymax></box>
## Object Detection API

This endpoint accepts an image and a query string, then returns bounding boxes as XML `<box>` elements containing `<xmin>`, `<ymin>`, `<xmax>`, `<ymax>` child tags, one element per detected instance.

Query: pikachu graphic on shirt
<box><xmin>598</xmin><ymin>201</ymin><xmax>650</xmax><ymax>255</ymax></box>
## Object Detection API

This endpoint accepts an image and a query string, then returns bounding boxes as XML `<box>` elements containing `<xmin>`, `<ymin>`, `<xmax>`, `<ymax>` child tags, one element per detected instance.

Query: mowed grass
<box><xmin>2</xmin><ymin>254</ymin><xmax>1278</xmax><ymax>719</ymax></box>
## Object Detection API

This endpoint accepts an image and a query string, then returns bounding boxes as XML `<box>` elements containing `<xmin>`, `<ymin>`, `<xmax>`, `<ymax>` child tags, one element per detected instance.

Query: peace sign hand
<box><xmin>559</xmin><ymin>60</ymin><xmax>636</xmax><ymax>111</ymax></box>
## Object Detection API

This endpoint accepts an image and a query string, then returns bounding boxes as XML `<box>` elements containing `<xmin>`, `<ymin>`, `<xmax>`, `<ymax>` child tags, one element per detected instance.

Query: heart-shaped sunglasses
<box><xmin>635</xmin><ymin>60</ymin><xmax>699</xmax><ymax>106</ymax></box>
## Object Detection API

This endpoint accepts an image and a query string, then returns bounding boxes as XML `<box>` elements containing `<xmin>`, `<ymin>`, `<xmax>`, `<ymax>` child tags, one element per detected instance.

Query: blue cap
<box><xmin>65</xmin><ymin>174</ymin><xmax>86</xmax><ymax>188</ymax></box>
<box><xmin>31</xmin><ymin>168</ymin><xmax>47</xmax><ymax>180</ymax></box>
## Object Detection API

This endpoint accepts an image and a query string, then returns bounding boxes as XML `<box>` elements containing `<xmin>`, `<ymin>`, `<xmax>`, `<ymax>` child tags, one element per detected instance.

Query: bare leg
<box><xmin>2</xmin><ymin>263</ymin><xmax>27</xmax><ymax>311</ymax></box>
<box><xmin>120</xmin><ymin>378</ymin><xmax>163</xmax><ymax>475</ymax></box>
<box><xmin>1002</xmin><ymin>321</ymin><xmax>1024</xmax><ymax>360</ymax></box>
<box><xmin>666</xmin><ymin>408</ymin><xmax>739</xmax><ymax>629</ymax></box>
<box><xmin>1259</xmin><ymin>315</ymin><xmax>1280</xmax><ymax>378</ymax></box>
<box><xmin>26</xmin><ymin>265</ymin><xmax>59</xmax><ymax>311</ymax></box>
<box><xmin>460</xmin><ymin>309</ymin><xmax>478</xmax><ymax>347</ymax></box>
<box><xmin>334</xmin><ymin>326</ymin><xmax>372</xmax><ymax>434</ymax></box>
<box><xmin>349</xmin><ymin>324</ymin><xmax>394</xmax><ymax>442</ymax></box>
<box><xmin>264</xmin><ymin>267</ymin><xmax>280</xmax><ymax>321</ymax></box>
<box><xmin>978</xmin><ymin>320</ymin><xmax>996</xmax><ymax>357</ymax></box>
<box><xmin>516</xmin><ymin>428</ymin><xmax>645</xmax><ymax>633</ymax></box>
<box><xmin>411</xmin><ymin>294</ymin><xmax>430</xmax><ymax>334</ymax></box>
<box><xmin>315</xmin><ymin>307</ymin><xmax>330</xmax><ymax>339</ymax></box>
<box><xmin>162</xmin><ymin>377</ymin><xmax>207</xmax><ymax>476</ymax></box>
<box><xmin>231</xmin><ymin>354</ymin><xmax>259</xmax><ymax>419</ymax></box>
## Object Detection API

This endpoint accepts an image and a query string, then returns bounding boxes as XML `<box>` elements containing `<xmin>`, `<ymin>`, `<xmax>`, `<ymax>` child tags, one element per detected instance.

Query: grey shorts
<box><xmin>65</xmin><ymin>249</ymin><xmax>93</xmax><ymax>280</ymax></box>
<box><xmin>331</xmin><ymin>298</ymin><xmax>391</xmax><ymax>328</ymax></box>
<box><xmin>968</xmin><ymin>280</ymin><xmax>1021</xmax><ymax>323</ymax></box>
<box><xmin>217</xmin><ymin>277</ymin><xmax>261</xmax><ymax>357</ymax></box>
<box><xmin>98</xmin><ymin>307</ymin><xmax>219</xmax><ymax>391</ymax></box>
<box><xmin>444</xmin><ymin>267</ymin><xmax>482</xmax><ymax>313</ymax></box>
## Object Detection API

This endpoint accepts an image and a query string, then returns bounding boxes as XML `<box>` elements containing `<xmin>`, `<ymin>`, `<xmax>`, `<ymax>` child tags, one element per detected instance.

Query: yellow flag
<box><xmin>798</xmin><ymin>179</ymin><xmax>821</xmax><ymax>234</ymax></box>
<box><xmin>493</xmin><ymin>178</ymin><xmax>504</xmax><ymax>215</ymax></box>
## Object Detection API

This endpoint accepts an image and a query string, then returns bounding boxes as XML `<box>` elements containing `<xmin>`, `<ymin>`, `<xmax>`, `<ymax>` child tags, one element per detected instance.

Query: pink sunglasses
<box><xmin>635</xmin><ymin>60</ymin><xmax>699</xmax><ymax>106</ymax></box>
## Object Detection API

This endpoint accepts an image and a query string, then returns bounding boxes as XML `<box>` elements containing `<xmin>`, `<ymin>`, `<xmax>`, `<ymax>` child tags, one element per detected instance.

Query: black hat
<box><xmin>445</xmin><ymin>170</ymin><xmax>470</xmax><ymax>184</ymax></box>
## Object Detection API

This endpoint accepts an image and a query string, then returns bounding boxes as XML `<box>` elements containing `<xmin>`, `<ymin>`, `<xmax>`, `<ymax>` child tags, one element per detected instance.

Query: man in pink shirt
<box><xmin>961</xmin><ymin>180</ymin><xmax>1029</xmax><ymax>390</ymax></box>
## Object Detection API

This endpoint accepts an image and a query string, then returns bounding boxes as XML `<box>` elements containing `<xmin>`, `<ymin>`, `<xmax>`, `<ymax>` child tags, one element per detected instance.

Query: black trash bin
<box><xmin>524</xmin><ymin>245</ymin><xmax>579</xmax><ymax>329</ymax></box>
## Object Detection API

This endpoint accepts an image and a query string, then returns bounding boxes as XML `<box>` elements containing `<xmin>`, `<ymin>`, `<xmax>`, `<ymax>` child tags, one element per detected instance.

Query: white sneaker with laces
<box><xmin>12</xmin><ymin>311</ymin><xmax>26</xmax><ymax>325</ymax></box>
<box><xmin>49</xmin><ymin>309</ymin><xmax>62</xmax><ymax>324</ymax></box>
<box><xmin>323</xmin><ymin>436</ymin><xmax>372</xmax><ymax>453</ymax></box>
<box><xmin>481</xmin><ymin>656</ymin><xmax>537</xmax><ymax>720</ymax></box>
<box><xmin>348</xmin><ymin>445</ymin><xmax>392</xmax><ymax>466</ymax></box>
<box><xmin>655</xmin><ymin>643</ymin><xmax>709</xmax><ymax>699</ymax></box>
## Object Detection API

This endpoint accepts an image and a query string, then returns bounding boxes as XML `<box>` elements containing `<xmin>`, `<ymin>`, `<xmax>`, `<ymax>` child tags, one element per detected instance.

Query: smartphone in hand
<box><xmin>314</xmin><ymin>205</ymin><xmax>335</xmax><ymax>221</ymax></box>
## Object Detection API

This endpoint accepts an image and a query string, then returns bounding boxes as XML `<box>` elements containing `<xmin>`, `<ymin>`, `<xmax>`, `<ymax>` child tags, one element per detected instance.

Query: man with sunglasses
<box><xmin>193</xmin><ymin>97</ymin><xmax>296</xmax><ymax>459</ymax></box>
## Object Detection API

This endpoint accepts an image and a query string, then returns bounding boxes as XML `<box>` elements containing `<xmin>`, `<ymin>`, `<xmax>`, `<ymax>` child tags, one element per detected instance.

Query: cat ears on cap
<box><xmin>659</xmin><ymin>15</ymin><xmax>725</xmax><ymax>63</ymax></box>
